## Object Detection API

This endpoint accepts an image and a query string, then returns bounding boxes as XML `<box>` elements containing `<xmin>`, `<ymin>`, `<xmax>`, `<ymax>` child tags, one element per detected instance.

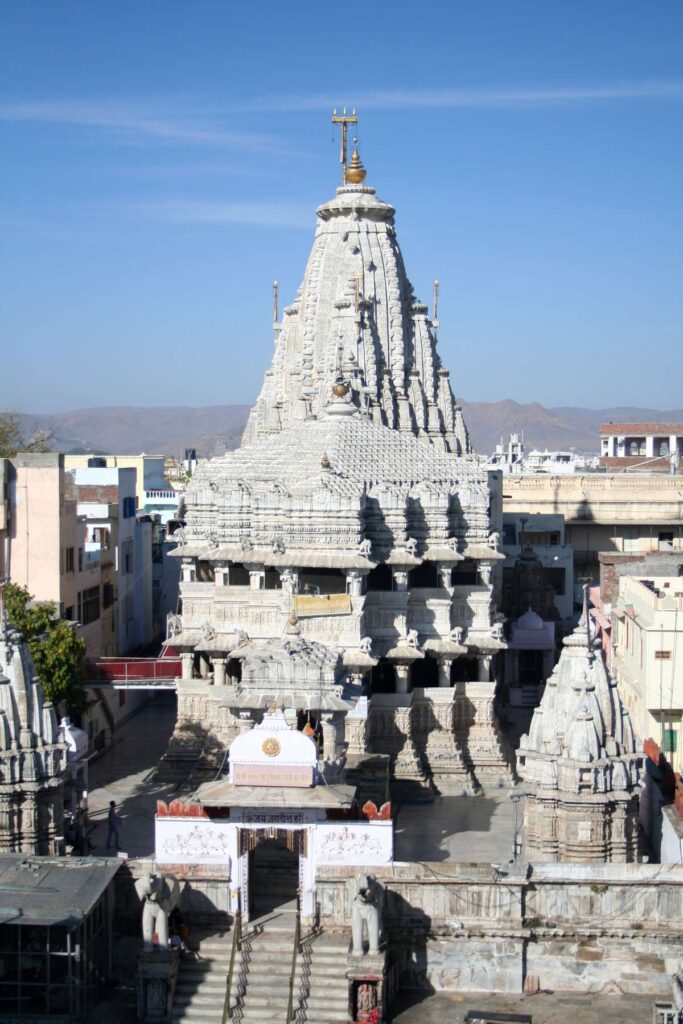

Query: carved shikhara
<box><xmin>163</xmin><ymin>175</ymin><xmax>512</xmax><ymax>794</ymax></box>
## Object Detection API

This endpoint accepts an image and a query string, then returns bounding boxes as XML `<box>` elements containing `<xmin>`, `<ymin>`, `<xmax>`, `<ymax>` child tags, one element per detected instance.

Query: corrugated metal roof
<box><xmin>0</xmin><ymin>855</ymin><xmax>122</xmax><ymax>927</ymax></box>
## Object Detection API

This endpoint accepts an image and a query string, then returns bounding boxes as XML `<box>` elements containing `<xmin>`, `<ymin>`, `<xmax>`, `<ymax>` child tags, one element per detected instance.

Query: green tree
<box><xmin>4</xmin><ymin>583</ymin><xmax>86</xmax><ymax>713</ymax></box>
<box><xmin>0</xmin><ymin>413</ymin><xmax>22</xmax><ymax>458</ymax></box>
<box><xmin>0</xmin><ymin>411</ymin><xmax>52</xmax><ymax>458</ymax></box>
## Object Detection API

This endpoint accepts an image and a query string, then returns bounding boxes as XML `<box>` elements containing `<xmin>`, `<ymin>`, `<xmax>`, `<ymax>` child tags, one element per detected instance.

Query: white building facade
<box><xmin>612</xmin><ymin>575</ymin><xmax>683</xmax><ymax>770</ymax></box>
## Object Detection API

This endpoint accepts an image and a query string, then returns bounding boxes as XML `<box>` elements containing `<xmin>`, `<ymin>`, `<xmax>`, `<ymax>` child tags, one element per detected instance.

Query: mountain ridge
<box><xmin>13</xmin><ymin>402</ymin><xmax>683</xmax><ymax>460</ymax></box>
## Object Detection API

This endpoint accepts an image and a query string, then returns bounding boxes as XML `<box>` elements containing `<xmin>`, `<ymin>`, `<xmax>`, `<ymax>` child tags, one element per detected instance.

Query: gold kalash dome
<box><xmin>331</xmin><ymin>107</ymin><xmax>367</xmax><ymax>184</ymax></box>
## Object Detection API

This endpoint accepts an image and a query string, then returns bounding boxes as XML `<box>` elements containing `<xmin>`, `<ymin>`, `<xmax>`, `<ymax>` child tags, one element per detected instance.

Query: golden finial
<box><xmin>331</xmin><ymin>107</ymin><xmax>360</xmax><ymax>184</ymax></box>
<box><xmin>345</xmin><ymin>147</ymin><xmax>367</xmax><ymax>185</ymax></box>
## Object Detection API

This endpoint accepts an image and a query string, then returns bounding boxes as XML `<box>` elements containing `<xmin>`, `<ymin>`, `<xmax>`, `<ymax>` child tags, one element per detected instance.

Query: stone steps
<box><xmin>230</xmin><ymin>914</ymin><xmax>299</xmax><ymax>1022</ymax></box>
<box><xmin>171</xmin><ymin>931</ymin><xmax>233</xmax><ymax>1024</ymax></box>
<box><xmin>295</xmin><ymin>931</ymin><xmax>351</xmax><ymax>1024</ymax></box>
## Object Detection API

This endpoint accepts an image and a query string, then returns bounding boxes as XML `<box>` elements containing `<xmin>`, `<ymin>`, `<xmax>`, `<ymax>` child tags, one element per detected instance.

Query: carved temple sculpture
<box><xmin>0</xmin><ymin>615</ymin><xmax>66</xmax><ymax>854</ymax></box>
<box><xmin>135</xmin><ymin>867</ymin><xmax>181</xmax><ymax>950</ymax></box>
<box><xmin>350</xmin><ymin>873</ymin><xmax>383</xmax><ymax>957</ymax></box>
<box><xmin>517</xmin><ymin>616</ymin><xmax>642</xmax><ymax>862</ymax></box>
<box><xmin>161</xmin><ymin>116</ymin><xmax>514</xmax><ymax>797</ymax></box>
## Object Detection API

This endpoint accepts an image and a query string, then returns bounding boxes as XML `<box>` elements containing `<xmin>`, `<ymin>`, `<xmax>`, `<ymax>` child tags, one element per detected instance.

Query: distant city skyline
<box><xmin>1</xmin><ymin>0</ymin><xmax>682</xmax><ymax>412</ymax></box>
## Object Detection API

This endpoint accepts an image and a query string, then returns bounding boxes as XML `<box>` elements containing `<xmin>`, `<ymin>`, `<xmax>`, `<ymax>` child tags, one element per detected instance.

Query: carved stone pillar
<box><xmin>280</xmin><ymin>568</ymin><xmax>299</xmax><ymax>595</ymax></box>
<box><xmin>180</xmin><ymin>652</ymin><xmax>193</xmax><ymax>681</ymax></box>
<box><xmin>345</xmin><ymin>697</ymin><xmax>369</xmax><ymax>755</ymax></box>
<box><xmin>395</xmin><ymin>664</ymin><xmax>410</xmax><ymax>694</ymax></box>
<box><xmin>181</xmin><ymin>559</ymin><xmax>196</xmax><ymax>583</ymax></box>
<box><xmin>321</xmin><ymin>716</ymin><xmax>338</xmax><ymax>761</ymax></box>
<box><xmin>212</xmin><ymin>657</ymin><xmax>226</xmax><ymax>685</ymax></box>
<box><xmin>478</xmin><ymin>655</ymin><xmax>492</xmax><ymax>682</ymax></box>
<box><xmin>392</xmin><ymin>570</ymin><xmax>408</xmax><ymax>592</ymax></box>
<box><xmin>479</xmin><ymin>561</ymin><xmax>492</xmax><ymax>586</ymax></box>
<box><xmin>237</xmin><ymin>713</ymin><xmax>254</xmax><ymax>734</ymax></box>
<box><xmin>346</xmin><ymin>570</ymin><xmax>364</xmax><ymax>596</ymax></box>
<box><xmin>438</xmin><ymin>565</ymin><xmax>453</xmax><ymax>590</ymax></box>
<box><xmin>438</xmin><ymin>658</ymin><xmax>453</xmax><ymax>688</ymax></box>
<box><xmin>249</xmin><ymin>569</ymin><xmax>265</xmax><ymax>590</ymax></box>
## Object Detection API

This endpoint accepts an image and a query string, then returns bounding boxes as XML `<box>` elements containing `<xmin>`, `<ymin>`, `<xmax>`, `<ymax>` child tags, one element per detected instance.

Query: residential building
<box><xmin>71</xmin><ymin>466</ymin><xmax>152</xmax><ymax>656</ymax></box>
<box><xmin>1</xmin><ymin>454</ymin><xmax>102</xmax><ymax>655</ymax></box>
<box><xmin>503</xmin><ymin>472</ymin><xmax>683</xmax><ymax>575</ymax></box>
<box><xmin>64</xmin><ymin>453</ymin><xmax>167</xmax><ymax>510</ymax></box>
<box><xmin>501</xmin><ymin>512</ymin><xmax>575</xmax><ymax>621</ymax></box>
<box><xmin>488</xmin><ymin>434</ymin><xmax>599</xmax><ymax>475</ymax></box>
<box><xmin>600</xmin><ymin>422</ymin><xmax>683</xmax><ymax>473</ymax></box>
<box><xmin>611</xmin><ymin>575</ymin><xmax>683</xmax><ymax>771</ymax></box>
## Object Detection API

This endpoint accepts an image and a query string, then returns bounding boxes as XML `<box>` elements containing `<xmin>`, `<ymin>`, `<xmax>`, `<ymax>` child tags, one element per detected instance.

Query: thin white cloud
<box><xmin>140</xmin><ymin>200</ymin><xmax>312</xmax><ymax>228</ymax></box>
<box><xmin>243</xmin><ymin>80</ymin><xmax>683</xmax><ymax>112</ymax></box>
<box><xmin>0</xmin><ymin>99</ymin><xmax>297</xmax><ymax>154</ymax></box>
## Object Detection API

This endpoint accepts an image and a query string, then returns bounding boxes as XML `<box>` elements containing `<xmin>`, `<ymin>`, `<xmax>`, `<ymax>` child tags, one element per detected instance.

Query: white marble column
<box><xmin>321</xmin><ymin>716</ymin><xmax>337</xmax><ymax>761</ymax></box>
<box><xmin>478</xmin><ymin>655</ymin><xmax>492</xmax><ymax>682</ymax></box>
<box><xmin>395</xmin><ymin>664</ymin><xmax>410</xmax><ymax>694</ymax></box>
<box><xmin>249</xmin><ymin>569</ymin><xmax>265</xmax><ymax>590</ymax></box>
<box><xmin>393</xmin><ymin>570</ymin><xmax>408</xmax><ymax>592</ymax></box>
<box><xmin>346</xmin><ymin>570</ymin><xmax>364</xmax><ymax>596</ymax></box>
<box><xmin>212</xmin><ymin>657</ymin><xmax>226</xmax><ymax>685</ymax></box>
<box><xmin>181</xmin><ymin>652</ymin><xmax>193</xmax><ymax>681</ymax></box>
<box><xmin>438</xmin><ymin>657</ymin><xmax>453</xmax><ymax>688</ymax></box>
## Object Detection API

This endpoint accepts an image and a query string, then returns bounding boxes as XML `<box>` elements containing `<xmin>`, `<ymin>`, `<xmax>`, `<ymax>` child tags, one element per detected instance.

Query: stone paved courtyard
<box><xmin>86</xmin><ymin>692</ymin><xmax>179</xmax><ymax>857</ymax></box>
<box><xmin>391</xmin><ymin>989</ymin><xmax>657</xmax><ymax>1023</ymax></box>
<box><xmin>87</xmin><ymin>693</ymin><xmax>527</xmax><ymax>864</ymax></box>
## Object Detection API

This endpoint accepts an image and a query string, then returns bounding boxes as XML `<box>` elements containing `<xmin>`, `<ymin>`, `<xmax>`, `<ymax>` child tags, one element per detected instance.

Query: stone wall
<box><xmin>316</xmin><ymin>861</ymin><xmax>683</xmax><ymax>996</ymax></box>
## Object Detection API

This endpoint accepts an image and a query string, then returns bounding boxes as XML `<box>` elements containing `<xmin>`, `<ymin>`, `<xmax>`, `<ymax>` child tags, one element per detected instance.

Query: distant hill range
<box><xmin>15</xmin><ymin>402</ymin><xmax>683</xmax><ymax>459</ymax></box>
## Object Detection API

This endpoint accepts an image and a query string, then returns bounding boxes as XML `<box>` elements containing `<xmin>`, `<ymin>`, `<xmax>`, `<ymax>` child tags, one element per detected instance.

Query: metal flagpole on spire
<box><xmin>273</xmin><ymin>281</ymin><xmax>280</xmax><ymax>345</ymax></box>
<box><xmin>331</xmin><ymin>108</ymin><xmax>358</xmax><ymax>184</ymax></box>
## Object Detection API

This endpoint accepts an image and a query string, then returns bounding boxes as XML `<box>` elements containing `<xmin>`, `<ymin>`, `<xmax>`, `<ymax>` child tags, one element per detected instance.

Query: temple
<box><xmin>0</xmin><ymin>614</ymin><xmax>66</xmax><ymax>854</ymax></box>
<box><xmin>164</xmin><ymin>118</ymin><xmax>513</xmax><ymax>799</ymax></box>
<box><xmin>517</xmin><ymin>614</ymin><xmax>642</xmax><ymax>861</ymax></box>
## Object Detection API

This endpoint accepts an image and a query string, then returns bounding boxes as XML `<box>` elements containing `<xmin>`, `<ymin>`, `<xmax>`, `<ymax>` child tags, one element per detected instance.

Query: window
<box><xmin>80</xmin><ymin>586</ymin><xmax>100</xmax><ymax>626</ymax></box>
<box><xmin>65</xmin><ymin>606</ymin><xmax>74</xmax><ymax>621</ymax></box>
<box><xmin>502</xmin><ymin>522</ymin><xmax>517</xmax><ymax>546</ymax></box>
<box><xmin>65</xmin><ymin>547</ymin><xmax>75</xmax><ymax>573</ymax></box>
<box><xmin>78</xmin><ymin>547</ymin><xmax>83</xmax><ymax>572</ymax></box>
<box><xmin>103</xmin><ymin>582</ymin><xmax>115</xmax><ymax>609</ymax></box>
<box><xmin>122</xmin><ymin>496</ymin><xmax>136</xmax><ymax>518</ymax></box>
<box><xmin>664</xmin><ymin>729</ymin><xmax>678</xmax><ymax>754</ymax></box>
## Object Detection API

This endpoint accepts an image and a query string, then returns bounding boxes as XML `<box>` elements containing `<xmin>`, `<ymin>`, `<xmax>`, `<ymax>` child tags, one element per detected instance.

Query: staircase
<box><xmin>172</xmin><ymin>929</ymin><xmax>231</xmax><ymax>1024</ymax></box>
<box><xmin>231</xmin><ymin>909</ymin><xmax>299</xmax><ymax>1023</ymax></box>
<box><xmin>294</xmin><ymin>930</ymin><xmax>350</xmax><ymax>1024</ymax></box>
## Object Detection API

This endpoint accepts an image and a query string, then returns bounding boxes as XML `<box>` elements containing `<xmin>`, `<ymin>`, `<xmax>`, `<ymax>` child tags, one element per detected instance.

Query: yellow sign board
<box><xmin>294</xmin><ymin>593</ymin><xmax>351</xmax><ymax>617</ymax></box>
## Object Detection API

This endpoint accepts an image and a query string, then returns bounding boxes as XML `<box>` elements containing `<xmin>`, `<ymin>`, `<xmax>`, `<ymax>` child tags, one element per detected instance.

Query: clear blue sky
<box><xmin>1</xmin><ymin>0</ymin><xmax>682</xmax><ymax>413</ymax></box>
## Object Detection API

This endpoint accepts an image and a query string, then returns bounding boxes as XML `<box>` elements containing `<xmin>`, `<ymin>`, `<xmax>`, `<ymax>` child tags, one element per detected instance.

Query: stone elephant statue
<box><xmin>135</xmin><ymin>869</ymin><xmax>181</xmax><ymax>951</ymax></box>
<box><xmin>350</xmin><ymin>873</ymin><xmax>382</xmax><ymax>957</ymax></box>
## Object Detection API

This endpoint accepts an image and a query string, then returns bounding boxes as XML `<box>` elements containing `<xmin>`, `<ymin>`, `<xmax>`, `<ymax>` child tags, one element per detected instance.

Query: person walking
<box><xmin>106</xmin><ymin>800</ymin><xmax>122</xmax><ymax>853</ymax></box>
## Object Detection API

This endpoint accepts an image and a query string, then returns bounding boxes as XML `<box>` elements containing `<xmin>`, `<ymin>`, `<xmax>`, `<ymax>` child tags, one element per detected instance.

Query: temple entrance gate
<box><xmin>239</xmin><ymin>826</ymin><xmax>305</xmax><ymax>919</ymax></box>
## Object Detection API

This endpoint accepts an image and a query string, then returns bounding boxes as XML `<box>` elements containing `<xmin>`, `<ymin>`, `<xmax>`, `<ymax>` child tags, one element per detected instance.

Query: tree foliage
<box><xmin>4</xmin><ymin>583</ymin><xmax>86</xmax><ymax>713</ymax></box>
<box><xmin>0</xmin><ymin>411</ymin><xmax>52</xmax><ymax>458</ymax></box>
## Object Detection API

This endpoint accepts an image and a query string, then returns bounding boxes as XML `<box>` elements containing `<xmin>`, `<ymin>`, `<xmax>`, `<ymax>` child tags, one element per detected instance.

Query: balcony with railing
<box><xmin>83</xmin><ymin>655</ymin><xmax>182</xmax><ymax>689</ymax></box>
